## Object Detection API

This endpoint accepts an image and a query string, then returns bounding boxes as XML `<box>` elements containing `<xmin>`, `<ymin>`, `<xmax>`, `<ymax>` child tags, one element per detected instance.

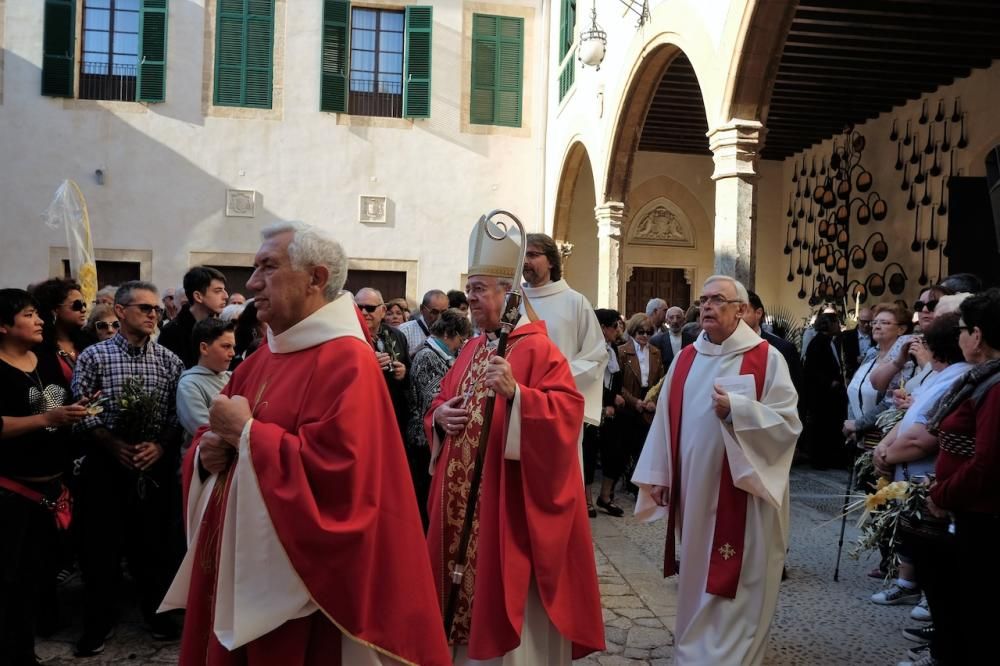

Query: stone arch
<box><xmin>722</xmin><ymin>0</ymin><xmax>795</xmax><ymax>125</ymax></box>
<box><xmin>552</xmin><ymin>139</ymin><xmax>600</xmax><ymax>304</ymax></box>
<box><xmin>602</xmin><ymin>35</ymin><xmax>716</xmax><ymax>207</ymax></box>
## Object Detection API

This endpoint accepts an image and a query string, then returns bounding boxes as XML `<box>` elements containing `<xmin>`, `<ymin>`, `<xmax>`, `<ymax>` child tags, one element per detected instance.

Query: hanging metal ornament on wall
<box><xmin>578</xmin><ymin>0</ymin><xmax>607</xmax><ymax>69</ymax></box>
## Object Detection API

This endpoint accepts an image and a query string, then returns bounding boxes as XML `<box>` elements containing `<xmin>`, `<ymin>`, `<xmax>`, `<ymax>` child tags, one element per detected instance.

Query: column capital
<box><xmin>707</xmin><ymin>120</ymin><xmax>765</xmax><ymax>181</ymax></box>
<box><xmin>595</xmin><ymin>201</ymin><xmax>625</xmax><ymax>238</ymax></box>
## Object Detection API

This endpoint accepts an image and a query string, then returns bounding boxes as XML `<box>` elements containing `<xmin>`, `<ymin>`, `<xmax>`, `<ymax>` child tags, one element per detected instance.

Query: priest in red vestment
<box><xmin>160</xmin><ymin>221</ymin><xmax>451</xmax><ymax>666</ymax></box>
<box><xmin>425</xmin><ymin>215</ymin><xmax>605</xmax><ymax>664</ymax></box>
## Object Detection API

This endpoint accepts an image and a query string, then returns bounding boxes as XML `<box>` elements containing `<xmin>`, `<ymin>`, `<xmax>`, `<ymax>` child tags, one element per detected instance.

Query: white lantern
<box><xmin>579</xmin><ymin>37</ymin><xmax>606</xmax><ymax>69</ymax></box>
<box><xmin>578</xmin><ymin>1</ymin><xmax>607</xmax><ymax>70</ymax></box>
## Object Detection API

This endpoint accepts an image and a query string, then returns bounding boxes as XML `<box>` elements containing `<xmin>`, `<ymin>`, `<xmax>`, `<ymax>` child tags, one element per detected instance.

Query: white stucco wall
<box><xmin>0</xmin><ymin>0</ymin><xmax>546</xmax><ymax>300</ymax></box>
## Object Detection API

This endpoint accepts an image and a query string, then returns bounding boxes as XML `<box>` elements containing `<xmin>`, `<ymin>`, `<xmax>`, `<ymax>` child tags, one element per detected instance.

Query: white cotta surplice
<box><xmin>632</xmin><ymin>321</ymin><xmax>801</xmax><ymax>666</ymax></box>
<box><xmin>519</xmin><ymin>280</ymin><xmax>607</xmax><ymax>426</ymax></box>
<box><xmin>159</xmin><ymin>294</ymin><xmax>403</xmax><ymax>664</ymax></box>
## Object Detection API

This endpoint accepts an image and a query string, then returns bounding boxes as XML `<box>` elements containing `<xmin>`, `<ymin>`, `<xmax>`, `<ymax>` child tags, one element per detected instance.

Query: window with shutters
<box><xmin>213</xmin><ymin>0</ymin><xmax>274</xmax><ymax>109</ymax></box>
<box><xmin>79</xmin><ymin>0</ymin><xmax>139</xmax><ymax>101</ymax></box>
<box><xmin>320</xmin><ymin>2</ymin><xmax>432</xmax><ymax>120</ymax></box>
<box><xmin>41</xmin><ymin>0</ymin><xmax>168</xmax><ymax>103</ymax></box>
<box><xmin>349</xmin><ymin>8</ymin><xmax>403</xmax><ymax>118</ymax></box>
<box><xmin>469</xmin><ymin>14</ymin><xmax>523</xmax><ymax>128</ymax></box>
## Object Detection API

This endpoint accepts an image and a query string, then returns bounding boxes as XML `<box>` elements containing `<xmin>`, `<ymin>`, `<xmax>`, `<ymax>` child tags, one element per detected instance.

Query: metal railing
<box><xmin>348</xmin><ymin>78</ymin><xmax>402</xmax><ymax>118</ymax></box>
<box><xmin>79</xmin><ymin>61</ymin><xmax>137</xmax><ymax>102</ymax></box>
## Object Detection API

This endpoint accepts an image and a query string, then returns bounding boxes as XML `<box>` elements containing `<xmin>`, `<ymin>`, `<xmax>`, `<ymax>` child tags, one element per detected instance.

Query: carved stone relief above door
<box><xmin>626</xmin><ymin>197</ymin><xmax>695</xmax><ymax>248</ymax></box>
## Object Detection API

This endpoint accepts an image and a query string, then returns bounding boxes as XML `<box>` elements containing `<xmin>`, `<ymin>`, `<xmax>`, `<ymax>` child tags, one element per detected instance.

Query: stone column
<box><xmin>594</xmin><ymin>201</ymin><xmax>625</xmax><ymax>309</ymax></box>
<box><xmin>707</xmin><ymin>120</ymin><xmax>764</xmax><ymax>290</ymax></box>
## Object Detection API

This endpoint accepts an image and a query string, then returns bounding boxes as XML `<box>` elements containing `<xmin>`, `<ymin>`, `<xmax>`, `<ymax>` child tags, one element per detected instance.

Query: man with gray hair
<box><xmin>160</xmin><ymin>221</ymin><xmax>449</xmax><ymax>665</ymax></box>
<box><xmin>399</xmin><ymin>289</ymin><xmax>449</xmax><ymax>358</ymax></box>
<box><xmin>72</xmin><ymin>280</ymin><xmax>185</xmax><ymax>654</ymax></box>
<box><xmin>646</xmin><ymin>298</ymin><xmax>668</xmax><ymax>332</ymax></box>
<box><xmin>632</xmin><ymin>274</ymin><xmax>801</xmax><ymax>666</ymax></box>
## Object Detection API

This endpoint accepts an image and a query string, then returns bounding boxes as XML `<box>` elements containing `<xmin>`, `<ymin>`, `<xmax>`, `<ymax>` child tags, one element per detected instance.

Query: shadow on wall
<box><xmin>0</xmin><ymin>39</ymin><xmax>281</xmax><ymax>288</ymax></box>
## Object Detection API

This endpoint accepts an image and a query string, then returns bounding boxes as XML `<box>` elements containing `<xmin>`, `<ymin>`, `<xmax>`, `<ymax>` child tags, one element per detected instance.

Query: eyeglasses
<box><xmin>424</xmin><ymin>308</ymin><xmax>444</xmax><ymax>316</ymax></box>
<box><xmin>635</xmin><ymin>329</ymin><xmax>655</xmax><ymax>335</ymax></box>
<box><xmin>124</xmin><ymin>303</ymin><xmax>164</xmax><ymax>317</ymax></box>
<box><xmin>698</xmin><ymin>294</ymin><xmax>742</xmax><ymax>307</ymax></box>
<box><xmin>94</xmin><ymin>320</ymin><xmax>120</xmax><ymax>332</ymax></box>
<box><xmin>955</xmin><ymin>323</ymin><xmax>973</xmax><ymax>333</ymax></box>
<box><xmin>858</xmin><ymin>319</ymin><xmax>872</xmax><ymax>324</ymax></box>
<box><xmin>357</xmin><ymin>303</ymin><xmax>383</xmax><ymax>313</ymax></box>
<box><xmin>914</xmin><ymin>299</ymin><xmax>939</xmax><ymax>313</ymax></box>
<box><xmin>67</xmin><ymin>299</ymin><xmax>87</xmax><ymax>312</ymax></box>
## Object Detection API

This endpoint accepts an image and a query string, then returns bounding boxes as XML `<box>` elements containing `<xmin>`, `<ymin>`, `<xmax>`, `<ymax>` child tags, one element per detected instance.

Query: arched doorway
<box><xmin>553</xmin><ymin>141</ymin><xmax>599</xmax><ymax>305</ymax></box>
<box><xmin>604</xmin><ymin>48</ymin><xmax>716</xmax><ymax>314</ymax></box>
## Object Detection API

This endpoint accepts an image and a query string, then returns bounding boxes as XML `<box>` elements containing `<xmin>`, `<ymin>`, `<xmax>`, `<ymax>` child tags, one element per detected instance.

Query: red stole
<box><xmin>663</xmin><ymin>341</ymin><xmax>769</xmax><ymax>599</ymax></box>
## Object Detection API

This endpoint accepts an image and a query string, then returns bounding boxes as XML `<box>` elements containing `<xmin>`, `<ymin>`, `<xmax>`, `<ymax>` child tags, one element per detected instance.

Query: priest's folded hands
<box><xmin>209</xmin><ymin>394</ymin><xmax>253</xmax><ymax>444</ymax></box>
<box><xmin>198</xmin><ymin>430</ymin><xmax>232</xmax><ymax>475</ymax></box>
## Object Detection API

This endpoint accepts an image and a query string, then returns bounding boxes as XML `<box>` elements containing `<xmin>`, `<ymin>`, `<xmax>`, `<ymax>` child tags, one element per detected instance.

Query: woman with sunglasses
<box><xmin>618</xmin><ymin>313</ymin><xmax>665</xmax><ymax>489</ymax></box>
<box><xmin>0</xmin><ymin>289</ymin><xmax>90</xmax><ymax>663</ymax></box>
<box><xmin>84</xmin><ymin>303</ymin><xmax>121</xmax><ymax>342</ymax></box>
<box><xmin>29</xmin><ymin>278</ymin><xmax>93</xmax><ymax>383</ymax></box>
<box><xmin>869</xmin><ymin>286</ymin><xmax>953</xmax><ymax>396</ymax></box>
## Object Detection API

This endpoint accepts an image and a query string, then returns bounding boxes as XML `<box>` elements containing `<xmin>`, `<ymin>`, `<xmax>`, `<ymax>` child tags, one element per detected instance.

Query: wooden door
<box><xmin>344</xmin><ymin>270</ymin><xmax>408</xmax><ymax>301</ymax></box>
<box><xmin>209</xmin><ymin>265</ymin><xmax>255</xmax><ymax>299</ymax></box>
<box><xmin>624</xmin><ymin>267</ymin><xmax>691</xmax><ymax>317</ymax></box>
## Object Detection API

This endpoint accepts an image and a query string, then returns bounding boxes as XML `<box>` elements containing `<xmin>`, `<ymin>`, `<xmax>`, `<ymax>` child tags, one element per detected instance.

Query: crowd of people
<box><xmin>794</xmin><ymin>272</ymin><xmax>1000</xmax><ymax>666</ymax></box>
<box><xmin>1</xmin><ymin>213</ymin><xmax>996</xmax><ymax>666</ymax></box>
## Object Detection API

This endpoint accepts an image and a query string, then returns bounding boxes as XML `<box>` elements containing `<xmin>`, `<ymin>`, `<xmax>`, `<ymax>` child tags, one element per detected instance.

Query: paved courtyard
<box><xmin>37</xmin><ymin>466</ymin><xmax>920</xmax><ymax>665</ymax></box>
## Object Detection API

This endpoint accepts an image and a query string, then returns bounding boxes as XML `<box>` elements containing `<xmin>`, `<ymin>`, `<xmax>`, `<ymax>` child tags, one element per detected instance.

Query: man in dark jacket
<box><xmin>744</xmin><ymin>291</ymin><xmax>804</xmax><ymax>397</ymax></box>
<box><xmin>158</xmin><ymin>266</ymin><xmax>228</xmax><ymax>368</ymax></box>
<box><xmin>355</xmin><ymin>287</ymin><xmax>411</xmax><ymax>438</ymax></box>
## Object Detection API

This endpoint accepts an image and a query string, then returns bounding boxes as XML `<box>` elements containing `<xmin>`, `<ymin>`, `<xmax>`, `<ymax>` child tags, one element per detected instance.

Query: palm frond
<box><xmin>766</xmin><ymin>305</ymin><xmax>808</xmax><ymax>353</ymax></box>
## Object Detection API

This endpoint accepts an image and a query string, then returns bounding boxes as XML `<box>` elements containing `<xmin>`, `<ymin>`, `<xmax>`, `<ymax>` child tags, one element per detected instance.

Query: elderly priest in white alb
<box><xmin>631</xmin><ymin>275</ymin><xmax>801</xmax><ymax>666</ymax></box>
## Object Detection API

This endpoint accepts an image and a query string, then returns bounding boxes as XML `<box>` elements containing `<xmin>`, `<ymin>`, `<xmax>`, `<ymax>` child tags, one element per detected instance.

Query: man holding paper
<box><xmin>631</xmin><ymin>275</ymin><xmax>801</xmax><ymax>666</ymax></box>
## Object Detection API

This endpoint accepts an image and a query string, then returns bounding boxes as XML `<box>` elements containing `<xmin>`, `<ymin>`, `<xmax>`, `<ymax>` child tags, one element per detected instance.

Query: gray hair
<box><xmin>262</xmin><ymin>221</ymin><xmax>347</xmax><ymax>301</ymax></box>
<box><xmin>355</xmin><ymin>287</ymin><xmax>384</xmax><ymax>304</ymax></box>
<box><xmin>115</xmin><ymin>280</ymin><xmax>158</xmax><ymax>306</ymax></box>
<box><xmin>645</xmin><ymin>298</ymin><xmax>667</xmax><ymax>316</ymax></box>
<box><xmin>936</xmin><ymin>293</ymin><xmax>972</xmax><ymax>316</ymax></box>
<box><xmin>96</xmin><ymin>285</ymin><xmax>117</xmax><ymax>301</ymax></box>
<box><xmin>219</xmin><ymin>303</ymin><xmax>246</xmax><ymax>322</ymax></box>
<box><xmin>703</xmin><ymin>275</ymin><xmax>749</xmax><ymax>303</ymax></box>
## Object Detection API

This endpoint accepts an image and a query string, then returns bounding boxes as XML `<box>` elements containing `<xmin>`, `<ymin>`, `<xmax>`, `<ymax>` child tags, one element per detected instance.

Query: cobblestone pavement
<box><xmin>37</xmin><ymin>466</ymin><xmax>920</xmax><ymax>665</ymax></box>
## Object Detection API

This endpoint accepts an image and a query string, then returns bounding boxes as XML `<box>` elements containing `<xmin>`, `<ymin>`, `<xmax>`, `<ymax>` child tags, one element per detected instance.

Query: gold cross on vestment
<box><xmin>719</xmin><ymin>543</ymin><xmax>736</xmax><ymax>560</ymax></box>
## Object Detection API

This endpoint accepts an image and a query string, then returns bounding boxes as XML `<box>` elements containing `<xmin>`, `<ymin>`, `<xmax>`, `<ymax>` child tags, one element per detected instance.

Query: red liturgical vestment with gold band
<box><xmin>425</xmin><ymin>319</ymin><xmax>605</xmax><ymax>663</ymax></box>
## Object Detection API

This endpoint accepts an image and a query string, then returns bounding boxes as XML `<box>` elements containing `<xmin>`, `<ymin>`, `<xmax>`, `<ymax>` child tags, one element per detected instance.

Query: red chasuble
<box><xmin>179</xmin><ymin>335</ymin><xmax>451</xmax><ymax>666</ymax></box>
<box><xmin>424</xmin><ymin>321</ymin><xmax>605</xmax><ymax>660</ymax></box>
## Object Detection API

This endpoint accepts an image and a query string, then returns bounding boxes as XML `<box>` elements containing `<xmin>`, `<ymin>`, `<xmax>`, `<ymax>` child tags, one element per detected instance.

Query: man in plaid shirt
<box><xmin>70</xmin><ymin>281</ymin><xmax>186</xmax><ymax>657</ymax></box>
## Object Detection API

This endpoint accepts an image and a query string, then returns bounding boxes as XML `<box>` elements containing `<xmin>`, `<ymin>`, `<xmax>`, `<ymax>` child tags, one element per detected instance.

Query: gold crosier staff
<box><xmin>444</xmin><ymin>210</ymin><xmax>528</xmax><ymax>637</ymax></box>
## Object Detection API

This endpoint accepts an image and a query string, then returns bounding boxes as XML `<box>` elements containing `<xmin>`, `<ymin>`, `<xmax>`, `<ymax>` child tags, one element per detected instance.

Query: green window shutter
<box><xmin>137</xmin><ymin>0</ymin><xmax>169</xmax><ymax>103</ymax></box>
<box><xmin>560</xmin><ymin>0</ymin><xmax>575</xmax><ymax>59</ymax></box>
<box><xmin>41</xmin><ymin>0</ymin><xmax>75</xmax><ymax>97</ymax></box>
<box><xmin>470</xmin><ymin>14</ymin><xmax>522</xmax><ymax>127</ymax></box>
<box><xmin>402</xmin><ymin>6</ymin><xmax>432</xmax><ymax>119</ymax></box>
<box><xmin>320</xmin><ymin>0</ymin><xmax>350</xmax><ymax>113</ymax></box>
<box><xmin>214</xmin><ymin>0</ymin><xmax>274</xmax><ymax>108</ymax></box>
<box><xmin>470</xmin><ymin>14</ymin><xmax>497</xmax><ymax>125</ymax></box>
<box><xmin>495</xmin><ymin>17</ymin><xmax>523</xmax><ymax>127</ymax></box>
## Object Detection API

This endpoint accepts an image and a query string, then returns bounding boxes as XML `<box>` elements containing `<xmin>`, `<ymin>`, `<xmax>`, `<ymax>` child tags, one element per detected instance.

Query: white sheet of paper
<box><xmin>714</xmin><ymin>374</ymin><xmax>757</xmax><ymax>400</ymax></box>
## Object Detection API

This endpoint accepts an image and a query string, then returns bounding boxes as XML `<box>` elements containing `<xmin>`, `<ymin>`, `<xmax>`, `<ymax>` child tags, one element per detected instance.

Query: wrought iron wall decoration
<box><xmin>785</xmin><ymin>124</ymin><xmax>891</xmax><ymax>307</ymax></box>
<box><xmin>888</xmin><ymin>94</ymin><xmax>968</xmax><ymax>287</ymax></box>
